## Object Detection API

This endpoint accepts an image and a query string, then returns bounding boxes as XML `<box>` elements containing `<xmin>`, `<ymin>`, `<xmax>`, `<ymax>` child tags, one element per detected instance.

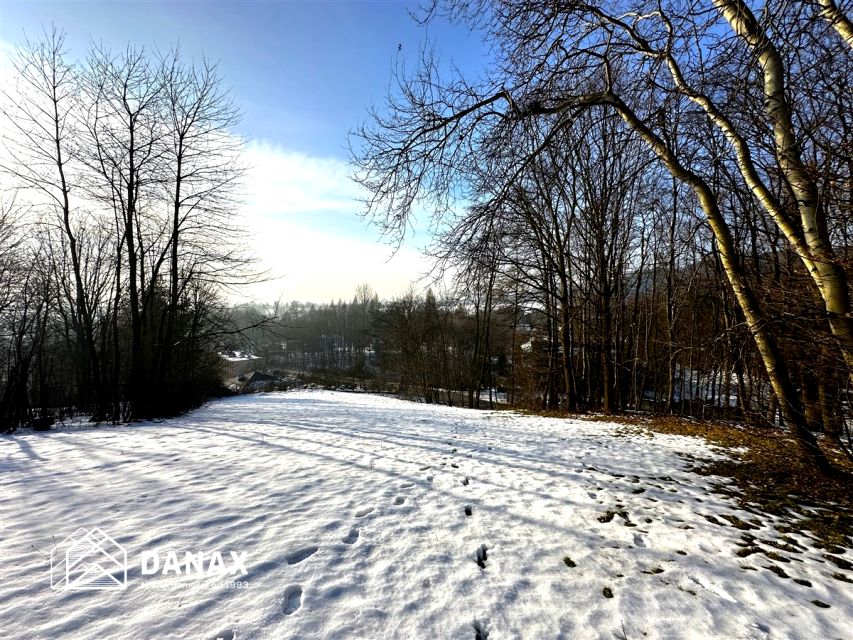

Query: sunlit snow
<box><xmin>1</xmin><ymin>391</ymin><xmax>849</xmax><ymax>639</ymax></box>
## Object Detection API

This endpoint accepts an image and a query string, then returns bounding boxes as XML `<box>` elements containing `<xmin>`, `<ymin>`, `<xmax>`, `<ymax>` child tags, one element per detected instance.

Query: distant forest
<box><xmin>235</xmin><ymin>241</ymin><xmax>851</xmax><ymax>444</ymax></box>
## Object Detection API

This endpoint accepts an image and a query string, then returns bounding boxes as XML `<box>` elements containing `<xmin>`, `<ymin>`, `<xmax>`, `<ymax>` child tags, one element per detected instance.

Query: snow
<box><xmin>1</xmin><ymin>391</ymin><xmax>850</xmax><ymax>639</ymax></box>
<box><xmin>221</xmin><ymin>351</ymin><xmax>262</xmax><ymax>362</ymax></box>
<box><xmin>478</xmin><ymin>388</ymin><xmax>508</xmax><ymax>404</ymax></box>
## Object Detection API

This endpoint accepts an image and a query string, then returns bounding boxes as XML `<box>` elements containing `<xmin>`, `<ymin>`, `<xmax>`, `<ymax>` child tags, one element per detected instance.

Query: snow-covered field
<box><xmin>1</xmin><ymin>391</ymin><xmax>850</xmax><ymax>639</ymax></box>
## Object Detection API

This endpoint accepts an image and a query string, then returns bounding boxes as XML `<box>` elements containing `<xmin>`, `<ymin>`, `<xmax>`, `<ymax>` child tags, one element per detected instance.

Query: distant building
<box><xmin>241</xmin><ymin>370</ymin><xmax>278</xmax><ymax>392</ymax></box>
<box><xmin>220</xmin><ymin>351</ymin><xmax>264</xmax><ymax>379</ymax></box>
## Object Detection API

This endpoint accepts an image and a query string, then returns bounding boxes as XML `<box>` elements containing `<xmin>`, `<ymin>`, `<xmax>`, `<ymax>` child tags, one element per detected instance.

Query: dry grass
<box><xmin>642</xmin><ymin>415</ymin><xmax>851</xmax><ymax>545</ymax></box>
<box><xmin>517</xmin><ymin>407</ymin><xmax>853</xmax><ymax>550</ymax></box>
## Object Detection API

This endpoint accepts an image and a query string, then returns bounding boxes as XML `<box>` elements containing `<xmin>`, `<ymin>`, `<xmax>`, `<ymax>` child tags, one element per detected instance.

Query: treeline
<box><xmin>349</xmin><ymin>1</ymin><xmax>853</xmax><ymax>466</ymax></box>
<box><xmin>0</xmin><ymin>29</ymin><xmax>250</xmax><ymax>429</ymax></box>
<box><xmin>240</xmin><ymin>236</ymin><xmax>851</xmax><ymax>436</ymax></box>
<box><xmin>235</xmin><ymin>287</ymin><xmax>509</xmax><ymax>407</ymax></box>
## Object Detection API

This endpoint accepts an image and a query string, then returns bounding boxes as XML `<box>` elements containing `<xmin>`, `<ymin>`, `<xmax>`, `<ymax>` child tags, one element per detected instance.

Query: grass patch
<box><xmin>591</xmin><ymin>413</ymin><xmax>852</xmax><ymax>551</ymax></box>
<box><xmin>763</xmin><ymin>550</ymin><xmax>791</xmax><ymax>563</ymax></box>
<box><xmin>718</xmin><ymin>514</ymin><xmax>760</xmax><ymax>531</ymax></box>
<box><xmin>517</xmin><ymin>406</ymin><xmax>852</xmax><ymax>557</ymax></box>
<box><xmin>763</xmin><ymin>564</ymin><xmax>789</xmax><ymax>579</ymax></box>
<box><xmin>598</xmin><ymin>509</ymin><xmax>631</xmax><ymax>524</ymax></box>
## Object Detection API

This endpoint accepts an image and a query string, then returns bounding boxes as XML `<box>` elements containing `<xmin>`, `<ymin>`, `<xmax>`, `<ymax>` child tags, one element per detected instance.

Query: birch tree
<box><xmin>352</xmin><ymin>0</ymin><xmax>852</xmax><ymax>466</ymax></box>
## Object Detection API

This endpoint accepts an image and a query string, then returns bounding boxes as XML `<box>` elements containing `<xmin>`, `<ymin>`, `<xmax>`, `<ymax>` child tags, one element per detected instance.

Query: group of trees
<box><xmin>236</xmin><ymin>292</ymin><xmax>380</xmax><ymax>377</ymax></box>
<box><xmin>351</xmin><ymin>1</ymin><xmax>853</xmax><ymax>466</ymax></box>
<box><xmin>4</xmin><ymin>4</ymin><xmax>850</xmax><ymax>472</ymax></box>
<box><xmin>0</xmin><ymin>30</ymin><xmax>250</xmax><ymax>428</ymax></box>
<box><xmin>232</xmin><ymin>287</ymin><xmax>508</xmax><ymax>407</ymax></box>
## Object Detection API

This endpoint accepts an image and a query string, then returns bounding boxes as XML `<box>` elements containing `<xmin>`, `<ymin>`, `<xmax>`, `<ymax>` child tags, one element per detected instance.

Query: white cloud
<box><xmin>242</xmin><ymin>141</ymin><xmax>363</xmax><ymax>216</ymax></box>
<box><xmin>0</xmin><ymin>46</ymin><xmax>437</xmax><ymax>305</ymax></box>
<box><xmin>235</xmin><ymin>219</ymin><xmax>436</xmax><ymax>304</ymax></box>
<box><xmin>236</xmin><ymin>141</ymin><xmax>437</xmax><ymax>303</ymax></box>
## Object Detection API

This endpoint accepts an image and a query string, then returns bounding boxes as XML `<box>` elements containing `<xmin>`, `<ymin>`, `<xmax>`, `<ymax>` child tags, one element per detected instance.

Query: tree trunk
<box><xmin>605</xmin><ymin>92</ymin><xmax>829</xmax><ymax>469</ymax></box>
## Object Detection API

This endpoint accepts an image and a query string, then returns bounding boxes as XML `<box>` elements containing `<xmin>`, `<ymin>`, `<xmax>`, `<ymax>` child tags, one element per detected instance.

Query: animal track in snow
<box><xmin>282</xmin><ymin>585</ymin><xmax>302</xmax><ymax>615</ymax></box>
<box><xmin>287</xmin><ymin>546</ymin><xmax>319</xmax><ymax>565</ymax></box>
<box><xmin>473</xmin><ymin>619</ymin><xmax>490</xmax><ymax>639</ymax></box>
<box><xmin>633</xmin><ymin>533</ymin><xmax>646</xmax><ymax>547</ymax></box>
<box><xmin>475</xmin><ymin>544</ymin><xmax>488</xmax><ymax>569</ymax></box>
<box><xmin>355</xmin><ymin>507</ymin><xmax>374</xmax><ymax>518</ymax></box>
<box><xmin>342</xmin><ymin>528</ymin><xmax>359</xmax><ymax>544</ymax></box>
<box><xmin>394</xmin><ymin>496</ymin><xmax>406</xmax><ymax>505</ymax></box>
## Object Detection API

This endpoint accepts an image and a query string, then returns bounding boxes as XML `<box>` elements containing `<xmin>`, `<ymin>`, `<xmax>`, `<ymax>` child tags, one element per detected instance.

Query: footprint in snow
<box><xmin>633</xmin><ymin>534</ymin><xmax>646</xmax><ymax>547</ymax></box>
<box><xmin>355</xmin><ymin>507</ymin><xmax>374</xmax><ymax>518</ymax></box>
<box><xmin>394</xmin><ymin>496</ymin><xmax>406</xmax><ymax>505</ymax></box>
<box><xmin>475</xmin><ymin>544</ymin><xmax>488</xmax><ymax>569</ymax></box>
<box><xmin>282</xmin><ymin>585</ymin><xmax>302</xmax><ymax>615</ymax></box>
<box><xmin>342</xmin><ymin>528</ymin><xmax>359</xmax><ymax>544</ymax></box>
<box><xmin>473</xmin><ymin>619</ymin><xmax>489</xmax><ymax>639</ymax></box>
<box><xmin>286</xmin><ymin>546</ymin><xmax>319</xmax><ymax>565</ymax></box>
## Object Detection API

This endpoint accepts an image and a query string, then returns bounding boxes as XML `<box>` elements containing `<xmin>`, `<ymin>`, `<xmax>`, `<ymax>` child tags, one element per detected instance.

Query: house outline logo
<box><xmin>50</xmin><ymin>527</ymin><xmax>127</xmax><ymax>591</ymax></box>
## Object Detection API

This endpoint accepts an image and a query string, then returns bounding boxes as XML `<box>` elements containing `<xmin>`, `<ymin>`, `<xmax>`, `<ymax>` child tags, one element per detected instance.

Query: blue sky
<box><xmin>0</xmin><ymin>1</ymin><xmax>488</xmax><ymax>301</ymax></box>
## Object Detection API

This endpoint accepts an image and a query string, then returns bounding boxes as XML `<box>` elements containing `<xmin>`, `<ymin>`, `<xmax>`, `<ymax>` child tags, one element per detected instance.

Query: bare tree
<box><xmin>1</xmin><ymin>30</ymin><xmax>252</xmax><ymax>423</ymax></box>
<box><xmin>155</xmin><ymin>51</ymin><xmax>244</xmax><ymax>401</ymax></box>
<box><xmin>352</xmin><ymin>1</ymin><xmax>853</xmax><ymax>467</ymax></box>
<box><xmin>0</xmin><ymin>28</ymin><xmax>110</xmax><ymax>416</ymax></box>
